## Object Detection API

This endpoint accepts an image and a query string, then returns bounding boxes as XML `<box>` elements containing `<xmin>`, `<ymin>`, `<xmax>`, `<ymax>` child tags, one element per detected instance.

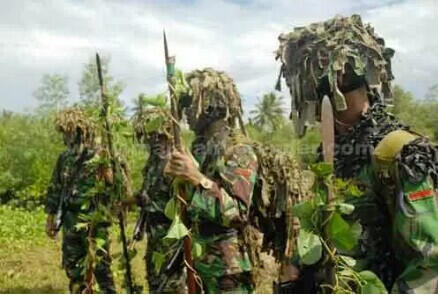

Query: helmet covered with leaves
<box><xmin>55</xmin><ymin>108</ymin><xmax>96</xmax><ymax>145</ymax></box>
<box><xmin>276</xmin><ymin>14</ymin><xmax>395</xmax><ymax>136</ymax></box>
<box><xmin>132</xmin><ymin>105</ymin><xmax>173</xmax><ymax>143</ymax></box>
<box><xmin>180</xmin><ymin>68</ymin><xmax>243</xmax><ymax>131</ymax></box>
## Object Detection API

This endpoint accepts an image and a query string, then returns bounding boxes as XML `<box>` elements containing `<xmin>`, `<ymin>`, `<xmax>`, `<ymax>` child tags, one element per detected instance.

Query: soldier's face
<box><xmin>186</xmin><ymin>106</ymin><xmax>228</xmax><ymax>135</ymax></box>
<box><xmin>149</xmin><ymin>134</ymin><xmax>171</xmax><ymax>158</ymax></box>
<box><xmin>63</xmin><ymin>130</ymin><xmax>83</xmax><ymax>151</ymax></box>
<box><xmin>334</xmin><ymin>86</ymin><xmax>370</xmax><ymax>133</ymax></box>
<box><xmin>63</xmin><ymin>132</ymin><xmax>75</xmax><ymax>148</ymax></box>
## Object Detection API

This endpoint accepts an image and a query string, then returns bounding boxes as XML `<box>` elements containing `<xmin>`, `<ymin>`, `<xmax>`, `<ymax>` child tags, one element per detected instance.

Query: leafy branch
<box><xmin>293</xmin><ymin>163</ymin><xmax>387</xmax><ymax>293</ymax></box>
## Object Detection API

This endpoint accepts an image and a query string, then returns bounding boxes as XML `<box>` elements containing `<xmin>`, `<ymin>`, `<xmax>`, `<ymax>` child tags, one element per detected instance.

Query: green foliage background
<box><xmin>1</xmin><ymin>80</ymin><xmax>438</xmax><ymax>208</ymax></box>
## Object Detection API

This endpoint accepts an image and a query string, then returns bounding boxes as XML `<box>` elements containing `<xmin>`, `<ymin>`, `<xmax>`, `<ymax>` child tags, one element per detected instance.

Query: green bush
<box><xmin>0</xmin><ymin>112</ymin><xmax>63</xmax><ymax>207</ymax></box>
<box><xmin>0</xmin><ymin>205</ymin><xmax>47</xmax><ymax>250</ymax></box>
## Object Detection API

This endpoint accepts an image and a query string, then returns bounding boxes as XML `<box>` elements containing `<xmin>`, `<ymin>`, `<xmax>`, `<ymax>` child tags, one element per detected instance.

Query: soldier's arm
<box><xmin>189</xmin><ymin>144</ymin><xmax>258</xmax><ymax>228</ymax></box>
<box><xmin>373</xmin><ymin>131</ymin><xmax>438</xmax><ymax>269</ymax></box>
<box><xmin>393</xmin><ymin>137</ymin><xmax>438</xmax><ymax>254</ymax></box>
<box><xmin>45</xmin><ymin>153</ymin><xmax>65</xmax><ymax>214</ymax></box>
<box><xmin>134</xmin><ymin>164</ymin><xmax>151</xmax><ymax>208</ymax></box>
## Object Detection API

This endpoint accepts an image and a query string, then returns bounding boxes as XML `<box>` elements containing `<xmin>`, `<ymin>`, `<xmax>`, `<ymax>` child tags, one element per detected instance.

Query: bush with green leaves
<box><xmin>0</xmin><ymin>205</ymin><xmax>47</xmax><ymax>250</ymax></box>
<box><xmin>293</xmin><ymin>163</ymin><xmax>387</xmax><ymax>293</ymax></box>
<box><xmin>0</xmin><ymin>112</ymin><xmax>64</xmax><ymax>207</ymax></box>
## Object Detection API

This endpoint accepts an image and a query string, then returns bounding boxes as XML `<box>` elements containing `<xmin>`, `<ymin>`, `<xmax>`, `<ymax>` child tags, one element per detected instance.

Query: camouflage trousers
<box><xmin>392</xmin><ymin>263</ymin><xmax>438</xmax><ymax>293</ymax></box>
<box><xmin>194</xmin><ymin>234</ymin><xmax>254</xmax><ymax>294</ymax></box>
<box><xmin>200</xmin><ymin>272</ymin><xmax>254</xmax><ymax>294</ymax></box>
<box><xmin>62</xmin><ymin>214</ymin><xmax>115</xmax><ymax>294</ymax></box>
<box><xmin>145</xmin><ymin>222</ymin><xmax>186</xmax><ymax>293</ymax></box>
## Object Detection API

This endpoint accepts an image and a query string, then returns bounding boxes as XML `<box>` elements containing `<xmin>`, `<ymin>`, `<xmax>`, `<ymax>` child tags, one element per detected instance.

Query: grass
<box><xmin>0</xmin><ymin>205</ymin><xmax>146</xmax><ymax>294</ymax></box>
<box><xmin>0</xmin><ymin>205</ymin><xmax>276</xmax><ymax>293</ymax></box>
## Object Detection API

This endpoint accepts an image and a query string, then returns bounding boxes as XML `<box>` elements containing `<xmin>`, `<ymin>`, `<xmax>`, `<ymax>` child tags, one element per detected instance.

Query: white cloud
<box><xmin>0</xmin><ymin>0</ymin><xmax>436</xmax><ymax>115</ymax></box>
<box><xmin>363</xmin><ymin>0</ymin><xmax>438</xmax><ymax>97</ymax></box>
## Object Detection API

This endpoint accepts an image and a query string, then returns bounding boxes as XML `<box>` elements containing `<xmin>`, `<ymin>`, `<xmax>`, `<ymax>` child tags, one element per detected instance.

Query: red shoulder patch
<box><xmin>408</xmin><ymin>190</ymin><xmax>434</xmax><ymax>201</ymax></box>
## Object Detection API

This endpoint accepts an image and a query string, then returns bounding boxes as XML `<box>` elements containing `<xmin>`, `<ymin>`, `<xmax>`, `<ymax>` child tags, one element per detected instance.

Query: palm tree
<box><xmin>250</xmin><ymin>92</ymin><xmax>285</xmax><ymax>131</ymax></box>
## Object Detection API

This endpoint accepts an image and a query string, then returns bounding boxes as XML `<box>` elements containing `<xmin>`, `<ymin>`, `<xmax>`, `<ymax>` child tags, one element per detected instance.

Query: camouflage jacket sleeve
<box><xmin>135</xmin><ymin>164</ymin><xmax>150</xmax><ymax>207</ymax></box>
<box><xmin>374</xmin><ymin>131</ymin><xmax>438</xmax><ymax>265</ymax></box>
<box><xmin>45</xmin><ymin>152</ymin><xmax>66</xmax><ymax>214</ymax></box>
<box><xmin>393</xmin><ymin>138</ymin><xmax>438</xmax><ymax>264</ymax></box>
<box><xmin>189</xmin><ymin>143</ymin><xmax>258</xmax><ymax>228</ymax></box>
<box><xmin>135</xmin><ymin>156</ymin><xmax>172</xmax><ymax>213</ymax></box>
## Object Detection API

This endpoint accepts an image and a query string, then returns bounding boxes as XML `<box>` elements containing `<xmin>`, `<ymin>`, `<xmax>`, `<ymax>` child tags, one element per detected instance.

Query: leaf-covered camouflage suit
<box><xmin>132</xmin><ymin>104</ymin><xmax>186</xmax><ymax>293</ymax></box>
<box><xmin>277</xmin><ymin>14</ymin><xmax>438</xmax><ymax>293</ymax></box>
<box><xmin>175</xmin><ymin>68</ymin><xmax>257</xmax><ymax>293</ymax></box>
<box><xmin>46</xmin><ymin>108</ymin><xmax>129</xmax><ymax>293</ymax></box>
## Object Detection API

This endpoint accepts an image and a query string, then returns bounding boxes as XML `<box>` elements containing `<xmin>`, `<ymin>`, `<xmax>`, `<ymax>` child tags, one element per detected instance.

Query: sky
<box><xmin>1</xmin><ymin>0</ymin><xmax>437</xmax><ymax>114</ymax></box>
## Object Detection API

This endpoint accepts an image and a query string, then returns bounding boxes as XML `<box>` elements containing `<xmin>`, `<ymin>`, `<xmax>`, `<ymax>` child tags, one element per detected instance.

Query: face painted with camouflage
<box><xmin>55</xmin><ymin>108</ymin><xmax>96</xmax><ymax>150</ymax></box>
<box><xmin>276</xmin><ymin>14</ymin><xmax>395</xmax><ymax>137</ymax></box>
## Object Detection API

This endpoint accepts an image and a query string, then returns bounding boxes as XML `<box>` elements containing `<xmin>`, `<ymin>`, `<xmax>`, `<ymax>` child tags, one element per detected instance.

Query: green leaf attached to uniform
<box><xmin>336</xmin><ymin>203</ymin><xmax>355</xmax><ymax>215</ymax></box>
<box><xmin>310</xmin><ymin>162</ymin><xmax>333</xmax><ymax>178</ymax></box>
<box><xmin>152</xmin><ymin>251</ymin><xmax>166</xmax><ymax>274</ymax></box>
<box><xmin>339</xmin><ymin>255</ymin><xmax>357</xmax><ymax>267</ymax></box>
<box><xmin>164</xmin><ymin>214</ymin><xmax>189</xmax><ymax>240</ymax></box>
<box><xmin>95</xmin><ymin>237</ymin><xmax>107</xmax><ymax>254</ymax></box>
<box><xmin>297</xmin><ymin>229</ymin><xmax>322</xmax><ymax>265</ymax></box>
<box><xmin>293</xmin><ymin>200</ymin><xmax>315</xmax><ymax>230</ymax></box>
<box><xmin>347</xmin><ymin>183</ymin><xmax>363</xmax><ymax>197</ymax></box>
<box><xmin>327</xmin><ymin>212</ymin><xmax>361</xmax><ymax>252</ymax></box>
<box><xmin>359</xmin><ymin>270</ymin><xmax>387</xmax><ymax>294</ymax></box>
<box><xmin>164</xmin><ymin>198</ymin><xmax>177</xmax><ymax>220</ymax></box>
<box><xmin>192</xmin><ymin>241</ymin><xmax>204</xmax><ymax>259</ymax></box>
<box><xmin>75</xmin><ymin>222</ymin><xmax>89</xmax><ymax>231</ymax></box>
<box><xmin>144</xmin><ymin>116</ymin><xmax>164</xmax><ymax>133</ymax></box>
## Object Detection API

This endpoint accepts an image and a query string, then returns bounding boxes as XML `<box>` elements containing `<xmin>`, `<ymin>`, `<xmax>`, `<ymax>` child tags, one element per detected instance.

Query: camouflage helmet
<box><xmin>55</xmin><ymin>108</ymin><xmax>96</xmax><ymax>144</ymax></box>
<box><xmin>181</xmin><ymin>68</ymin><xmax>243</xmax><ymax>129</ymax></box>
<box><xmin>132</xmin><ymin>105</ymin><xmax>173</xmax><ymax>143</ymax></box>
<box><xmin>276</xmin><ymin>14</ymin><xmax>395</xmax><ymax>137</ymax></box>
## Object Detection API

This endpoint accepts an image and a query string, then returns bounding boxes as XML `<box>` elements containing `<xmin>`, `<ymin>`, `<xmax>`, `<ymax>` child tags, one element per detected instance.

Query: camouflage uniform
<box><xmin>330</xmin><ymin>105</ymin><xmax>438</xmax><ymax>293</ymax></box>
<box><xmin>132</xmin><ymin>106</ymin><xmax>186</xmax><ymax>293</ymax></box>
<box><xmin>138</xmin><ymin>151</ymin><xmax>187</xmax><ymax>293</ymax></box>
<box><xmin>189</xmin><ymin>136</ymin><xmax>258</xmax><ymax>293</ymax></box>
<box><xmin>180</xmin><ymin>68</ymin><xmax>257</xmax><ymax>293</ymax></box>
<box><xmin>277</xmin><ymin>15</ymin><xmax>438</xmax><ymax>293</ymax></box>
<box><xmin>45</xmin><ymin>110</ymin><xmax>117</xmax><ymax>293</ymax></box>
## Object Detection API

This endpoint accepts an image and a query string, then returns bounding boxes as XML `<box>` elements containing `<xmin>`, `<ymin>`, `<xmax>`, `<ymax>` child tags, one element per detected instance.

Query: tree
<box><xmin>250</xmin><ymin>92</ymin><xmax>285</xmax><ymax>132</ymax></box>
<box><xmin>0</xmin><ymin>112</ymin><xmax>64</xmax><ymax>206</ymax></box>
<box><xmin>33</xmin><ymin>74</ymin><xmax>69</xmax><ymax>113</ymax></box>
<box><xmin>392</xmin><ymin>84</ymin><xmax>414</xmax><ymax>115</ymax></box>
<box><xmin>392</xmin><ymin>84</ymin><xmax>438</xmax><ymax>141</ymax></box>
<box><xmin>425</xmin><ymin>83</ymin><xmax>438</xmax><ymax>101</ymax></box>
<box><xmin>78</xmin><ymin>55</ymin><xmax>125</xmax><ymax>108</ymax></box>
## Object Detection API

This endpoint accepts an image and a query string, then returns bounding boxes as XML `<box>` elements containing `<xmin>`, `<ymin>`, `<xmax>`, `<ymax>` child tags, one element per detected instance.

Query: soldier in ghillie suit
<box><xmin>45</xmin><ymin>108</ymin><xmax>129</xmax><ymax>293</ymax></box>
<box><xmin>276</xmin><ymin>14</ymin><xmax>438</xmax><ymax>293</ymax></box>
<box><xmin>164</xmin><ymin>68</ymin><xmax>257</xmax><ymax>293</ymax></box>
<box><xmin>131</xmin><ymin>103</ymin><xmax>186</xmax><ymax>293</ymax></box>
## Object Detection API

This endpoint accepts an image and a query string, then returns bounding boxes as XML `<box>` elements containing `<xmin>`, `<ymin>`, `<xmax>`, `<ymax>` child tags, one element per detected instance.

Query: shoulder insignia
<box><xmin>408</xmin><ymin>189</ymin><xmax>435</xmax><ymax>201</ymax></box>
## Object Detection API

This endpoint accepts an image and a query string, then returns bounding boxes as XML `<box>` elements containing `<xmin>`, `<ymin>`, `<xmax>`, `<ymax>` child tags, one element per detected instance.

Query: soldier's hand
<box><xmin>279</xmin><ymin>263</ymin><xmax>300</xmax><ymax>283</ymax></box>
<box><xmin>164</xmin><ymin>149</ymin><xmax>203</xmax><ymax>186</ymax></box>
<box><xmin>45</xmin><ymin>214</ymin><xmax>57</xmax><ymax>239</ymax></box>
